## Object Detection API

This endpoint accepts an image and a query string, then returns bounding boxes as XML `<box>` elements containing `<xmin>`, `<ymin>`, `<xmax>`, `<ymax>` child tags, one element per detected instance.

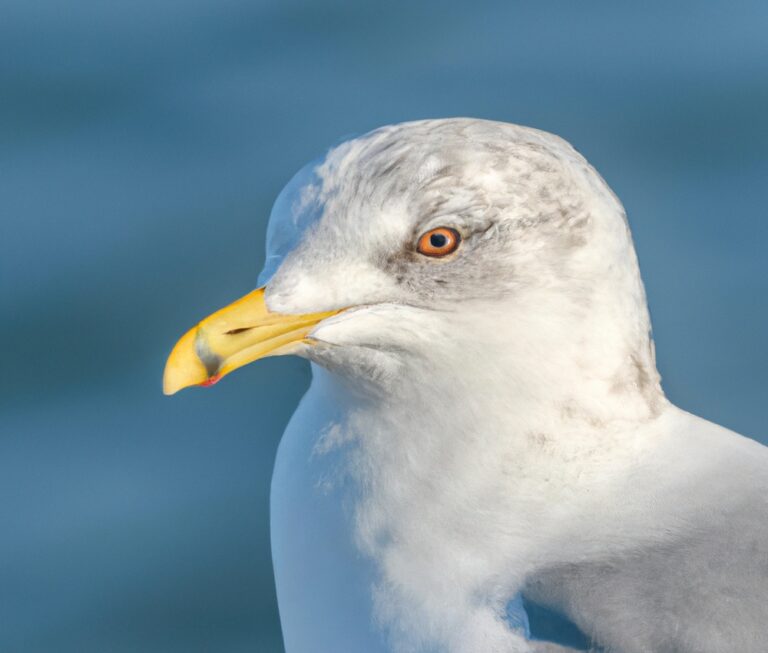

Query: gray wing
<box><xmin>525</xmin><ymin>424</ymin><xmax>768</xmax><ymax>653</ymax></box>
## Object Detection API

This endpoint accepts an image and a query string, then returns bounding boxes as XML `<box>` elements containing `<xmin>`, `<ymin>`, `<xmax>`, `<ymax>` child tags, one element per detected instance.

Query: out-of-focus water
<box><xmin>2</xmin><ymin>1</ymin><xmax>766</xmax><ymax>651</ymax></box>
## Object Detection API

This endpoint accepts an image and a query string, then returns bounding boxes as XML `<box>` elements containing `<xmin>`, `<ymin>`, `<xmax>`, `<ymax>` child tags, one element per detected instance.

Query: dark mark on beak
<box><xmin>194</xmin><ymin>331</ymin><xmax>223</xmax><ymax>378</ymax></box>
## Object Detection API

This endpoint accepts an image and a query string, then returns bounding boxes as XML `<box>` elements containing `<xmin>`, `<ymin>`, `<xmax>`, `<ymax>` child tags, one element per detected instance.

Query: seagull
<box><xmin>163</xmin><ymin>118</ymin><xmax>768</xmax><ymax>653</ymax></box>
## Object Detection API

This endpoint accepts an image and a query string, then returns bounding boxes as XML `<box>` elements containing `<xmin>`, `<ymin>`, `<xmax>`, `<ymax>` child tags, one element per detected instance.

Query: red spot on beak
<box><xmin>199</xmin><ymin>374</ymin><xmax>221</xmax><ymax>387</ymax></box>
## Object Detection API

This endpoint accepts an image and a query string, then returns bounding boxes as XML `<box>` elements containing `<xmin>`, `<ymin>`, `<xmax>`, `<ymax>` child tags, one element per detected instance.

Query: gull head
<box><xmin>164</xmin><ymin>118</ymin><xmax>661</xmax><ymax>416</ymax></box>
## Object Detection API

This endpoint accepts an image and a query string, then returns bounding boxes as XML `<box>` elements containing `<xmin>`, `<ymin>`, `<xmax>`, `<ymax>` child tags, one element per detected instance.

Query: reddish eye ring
<box><xmin>417</xmin><ymin>227</ymin><xmax>461</xmax><ymax>257</ymax></box>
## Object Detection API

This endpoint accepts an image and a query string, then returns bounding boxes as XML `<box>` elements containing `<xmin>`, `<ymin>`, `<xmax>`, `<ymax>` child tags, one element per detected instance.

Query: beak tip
<box><xmin>162</xmin><ymin>367</ymin><xmax>221</xmax><ymax>395</ymax></box>
<box><xmin>162</xmin><ymin>380</ymin><xmax>180</xmax><ymax>396</ymax></box>
<box><xmin>162</xmin><ymin>367</ymin><xmax>191</xmax><ymax>396</ymax></box>
<box><xmin>162</xmin><ymin>326</ymin><xmax>209</xmax><ymax>396</ymax></box>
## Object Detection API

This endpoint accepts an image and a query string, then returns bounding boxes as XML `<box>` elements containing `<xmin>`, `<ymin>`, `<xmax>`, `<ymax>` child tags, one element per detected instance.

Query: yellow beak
<box><xmin>163</xmin><ymin>287</ymin><xmax>340</xmax><ymax>395</ymax></box>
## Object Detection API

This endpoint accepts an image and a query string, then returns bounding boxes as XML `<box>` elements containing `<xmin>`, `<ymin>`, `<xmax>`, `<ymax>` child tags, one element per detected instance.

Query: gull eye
<box><xmin>417</xmin><ymin>227</ymin><xmax>461</xmax><ymax>257</ymax></box>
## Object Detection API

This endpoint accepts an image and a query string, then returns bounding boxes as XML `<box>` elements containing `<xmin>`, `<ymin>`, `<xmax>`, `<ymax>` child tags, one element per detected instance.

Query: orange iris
<box><xmin>417</xmin><ymin>227</ymin><xmax>461</xmax><ymax>257</ymax></box>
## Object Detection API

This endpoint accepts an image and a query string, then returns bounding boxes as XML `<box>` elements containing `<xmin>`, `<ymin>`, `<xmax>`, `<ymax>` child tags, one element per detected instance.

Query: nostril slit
<box><xmin>225</xmin><ymin>327</ymin><xmax>254</xmax><ymax>335</ymax></box>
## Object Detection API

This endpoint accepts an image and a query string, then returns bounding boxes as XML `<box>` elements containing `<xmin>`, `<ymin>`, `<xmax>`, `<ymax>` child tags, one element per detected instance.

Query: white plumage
<box><xmin>171</xmin><ymin>118</ymin><xmax>768</xmax><ymax>652</ymax></box>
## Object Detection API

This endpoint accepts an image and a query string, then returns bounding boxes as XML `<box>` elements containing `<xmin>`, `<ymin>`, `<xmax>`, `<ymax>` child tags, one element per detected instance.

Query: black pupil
<box><xmin>430</xmin><ymin>233</ymin><xmax>448</xmax><ymax>248</ymax></box>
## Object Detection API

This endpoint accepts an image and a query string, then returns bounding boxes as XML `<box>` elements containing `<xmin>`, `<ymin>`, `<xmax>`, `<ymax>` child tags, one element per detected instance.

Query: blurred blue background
<box><xmin>2</xmin><ymin>1</ymin><xmax>767</xmax><ymax>651</ymax></box>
